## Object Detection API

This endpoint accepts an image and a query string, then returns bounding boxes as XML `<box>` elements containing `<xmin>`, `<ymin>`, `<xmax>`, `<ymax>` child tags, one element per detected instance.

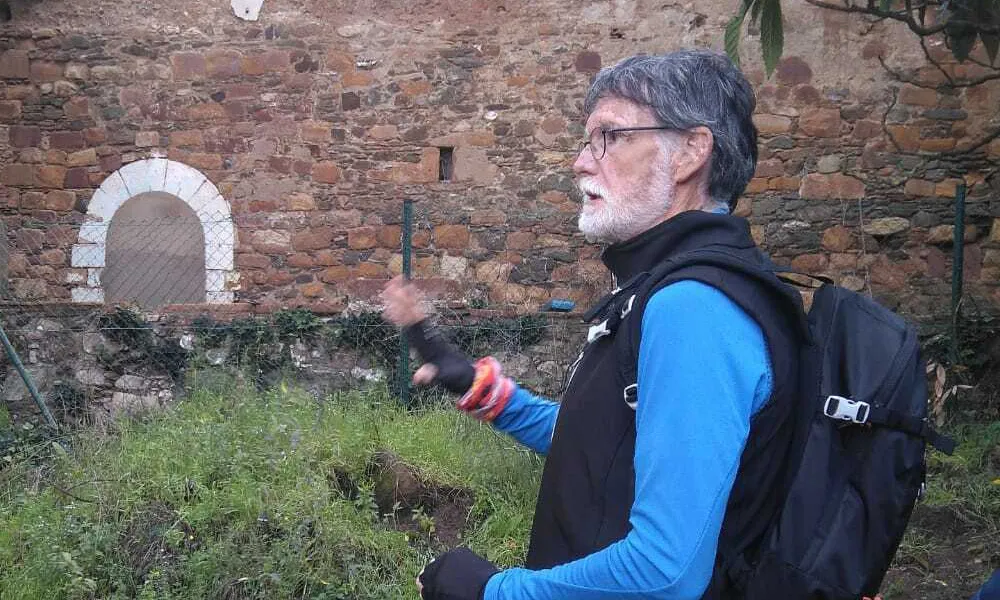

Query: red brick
<box><xmin>919</xmin><ymin>138</ymin><xmax>956</xmax><ymax>152</ymax></box>
<box><xmin>799</xmin><ymin>173</ymin><xmax>865</xmax><ymax>200</ymax></box>
<box><xmin>822</xmin><ymin>225</ymin><xmax>854</xmax><ymax>251</ymax></box>
<box><xmin>300</xmin><ymin>120</ymin><xmax>332</xmax><ymax>143</ymax></box>
<box><xmin>377</xmin><ymin>225</ymin><xmax>402</xmax><ymax>247</ymax></box>
<box><xmin>42</xmin><ymin>190</ymin><xmax>75</xmax><ymax>211</ymax></box>
<box><xmin>237</xmin><ymin>253</ymin><xmax>271</xmax><ymax>269</ymax></box>
<box><xmin>49</xmin><ymin>131</ymin><xmax>85</xmax><ymax>150</ymax></box>
<box><xmin>791</xmin><ymin>253</ymin><xmax>829</xmax><ymax>273</ymax></box>
<box><xmin>471</xmin><ymin>209</ymin><xmax>507</xmax><ymax>226</ymax></box>
<box><xmin>0</xmin><ymin>100</ymin><xmax>21</xmax><ymax>120</ymax></box>
<box><xmin>769</xmin><ymin>176</ymin><xmax>801</xmax><ymax>191</ymax></box>
<box><xmin>241</xmin><ymin>50</ymin><xmax>291</xmax><ymax>76</ymax></box>
<box><xmin>286</xmin><ymin>192</ymin><xmax>316</xmax><ymax>211</ymax></box>
<box><xmin>100</xmin><ymin>154</ymin><xmax>122</xmax><ymax>172</ymax></box>
<box><xmin>886</xmin><ymin>125</ymin><xmax>921</xmax><ymax>152</ymax></box>
<box><xmin>904</xmin><ymin>179</ymin><xmax>936</xmax><ymax>197</ymax></box>
<box><xmin>312</xmin><ymin>161</ymin><xmax>341</xmax><ymax>184</ymax></box>
<box><xmin>170</xmin><ymin>52</ymin><xmax>206</xmax><ymax>80</ymax></box>
<box><xmin>898</xmin><ymin>84</ymin><xmax>937</xmax><ymax>107</ymax></box>
<box><xmin>300</xmin><ymin>282</ymin><xmax>326</xmax><ymax>298</ymax></box>
<box><xmin>16</xmin><ymin>228</ymin><xmax>45</xmax><ymax>250</ymax></box>
<box><xmin>745</xmin><ymin>178</ymin><xmax>769</xmax><ymax>194</ymax></box>
<box><xmin>852</xmin><ymin>120</ymin><xmax>882</xmax><ymax>140</ymax></box>
<box><xmin>753</xmin><ymin>114</ymin><xmax>792</xmax><ymax>135</ymax></box>
<box><xmin>355</xmin><ymin>262</ymin><xmax>387</xmax><ymax>278</ymax></box>
<box><xmin>507</xmin><ymin>231</ymin><xmax>535</xmax><ymax>250</ymax></box>
<box><xmin>10</xmin><ymin>125</ymin><xmax>41</xmax><ymax>147</ymax></box>
<box><xmin>292</xmin><ymin>227</ymin><xmax>334</xmax><ymax>251</ymax></box>
<box><xmin>1</xmin><ymin>164</ymin><xmax>33</xmax><ymax>186</ymax></box>
<box><xmin>63</xmin><ymin>151</ymin><xmax>94</xmax><ymax>171</ymax></box>
<box><xmin>287</xmin><ymin>253</ymin><xmax>315</xmax><ymax>268</ymax></box>
<box><xmin>64</xmin><ymin>167</ymin><xmax>91</xmax><ymax>188</ymax></box>
<box><xmin>205</xmin><ymin>49</ymin><xmax>242</xmax><ymax>79</ymax></box>
<box><xmin>185</xmin><ymin>153</ymin><xmax>224</xmax><ymax>170</ymax></box>
<box><xmin>798</xmin><ymin>108</ymin><xmax>841</xmax><ymax>138</ymax></box>
<box><xmin>36</xmin><ymin>165</ymin><xmax>67</xmax><ymax>188</ymax></box>
<box><xmin>0</xmin><ymin>50</ymin><xmax>30</xmax><ymax>79</ymax></box>
<box><xmin>63</xmin><ymin>96</ymin><xmax>90</xmax><ymax>118</ymax></box>
<box><xmin>39</xmin><ymin>249</ymin><xmax>66</xmax><ymax>265</ymax></box>
<box><xmin>170</xmin><ymin>130</ymin><xmax>204</xmax><ymax>147</ymax></box>
<box><xmin>348</xmin><ymin>226</ymin><xmax>378</xmax><ymax>250</ymax></box>
<box><xmin>84</xmin><ymin>127</ymin><xmax>107</xmax><ymax>145</ymax></box>
<box><xmin>187</xmin><ymin>103</ymin><xmax>227</xmax><ymax>121</ymax></box>
<box><xmin>754</xmin><ymin>158</ymin><xmax>785</xmax><ymax>178</ymax></box>
<box><xmin>776</xmin><ymin>56</ymin><xmax>812</xmax><ymax>85</ymax></box>
<box><xmin>29</xmin><ymin>61</ymin><xmax>62</xmax><ymax>82</ymax></box>
<box><xmin>320</xmin><ymin>266</ymin><xmax>351</xmax><ymax>282</ymax></box>
<box><xmin>368</xmin><ymin>148</ymin><xmax>439</xmax><ymax>184</ymax></box>
<box><xmin>434</xmin><ymin>224</ymin><xmax>470</xmax><ymax>249</ymax></box>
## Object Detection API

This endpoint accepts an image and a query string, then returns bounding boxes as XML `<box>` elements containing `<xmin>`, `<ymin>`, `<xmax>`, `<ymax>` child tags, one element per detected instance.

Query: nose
<box><xmin>573</xmin><ymin>145</ymin><xmax>598</xmax><ymax>177</ymax></box>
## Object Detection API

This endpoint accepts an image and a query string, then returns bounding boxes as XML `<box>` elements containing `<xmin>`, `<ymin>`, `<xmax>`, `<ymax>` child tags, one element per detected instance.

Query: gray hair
<box><xmin>583</xmin><ymin>50</ymin><xmax>758</xmax><ymax>213</ymax></box>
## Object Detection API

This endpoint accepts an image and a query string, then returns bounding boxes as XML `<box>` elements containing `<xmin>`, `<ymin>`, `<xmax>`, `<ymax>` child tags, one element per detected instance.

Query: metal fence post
<box><xmin>951</xmin><ymin>183</ymin><xmax>967</xmax><ymax>364</ymax></box>
<box><xmin>0</xmin><ymin>322</ymin><xmax>57</xmax><ymax>430</ymax></box>
<box><xmin>399</xmin><ymin>199</ymin><xmax>413</xmax><ymax>405</ymax></box>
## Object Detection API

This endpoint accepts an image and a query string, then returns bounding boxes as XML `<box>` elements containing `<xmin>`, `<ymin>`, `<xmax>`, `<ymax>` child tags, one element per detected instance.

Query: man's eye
<box><xmin>605</xmin><ymin>130</ymin><xmax>621</xmax><ymax>143</ymax></box>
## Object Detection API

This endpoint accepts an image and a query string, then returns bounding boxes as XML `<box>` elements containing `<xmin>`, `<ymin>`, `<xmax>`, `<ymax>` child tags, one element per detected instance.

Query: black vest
<box><xmin>526</xmin><ymin>211</ymin><xmax>806</xmax><ymax>598</ymax></box>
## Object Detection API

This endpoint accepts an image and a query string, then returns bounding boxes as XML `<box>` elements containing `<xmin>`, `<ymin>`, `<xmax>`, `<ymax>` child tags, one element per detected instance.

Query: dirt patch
<box><xmin>881</xmin><ymin>505</ymin><xmax>999</xmax><ymax>599</ymax></box>
<box><xmin>368</xmin><ymin>450</ymin><xmax>476</xmax><ymax>549</ymax></box>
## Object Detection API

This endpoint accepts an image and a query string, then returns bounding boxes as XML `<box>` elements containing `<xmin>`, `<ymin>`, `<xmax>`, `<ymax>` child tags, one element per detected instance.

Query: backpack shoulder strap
<box><xmin>613</xmin><ymin>247</ymin><xmax>804</xmax><ymax>409</ymax></box>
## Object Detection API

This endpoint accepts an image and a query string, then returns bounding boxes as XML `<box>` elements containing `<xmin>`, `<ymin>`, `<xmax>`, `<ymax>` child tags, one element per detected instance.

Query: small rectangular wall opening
<box><xmin>439</xmin><ymin>147</ymin><xmax>454</xmax><ymax>181</ymax></box>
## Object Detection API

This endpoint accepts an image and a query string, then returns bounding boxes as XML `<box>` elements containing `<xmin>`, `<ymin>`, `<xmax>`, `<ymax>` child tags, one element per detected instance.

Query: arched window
<box><xmin>72</xmin><ymin>159</ymin><xmax>235</xmax><ymax>307</ymax></box>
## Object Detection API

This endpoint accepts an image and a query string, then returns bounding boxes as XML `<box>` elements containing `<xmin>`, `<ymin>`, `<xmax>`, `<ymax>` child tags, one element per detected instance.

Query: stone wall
<box><xmin>0</xmin><ymin>304</ymin><xmax>586</xmax><ymax>424</ymax></box>
<box><xmin>0</xmin><ymin>0</ymin><xmax>998</xmax><ymax>321</ymax></box>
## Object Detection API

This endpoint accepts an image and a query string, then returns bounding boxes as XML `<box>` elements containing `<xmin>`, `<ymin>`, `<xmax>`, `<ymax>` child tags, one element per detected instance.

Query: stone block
<box><xmin>753</xmin><ymin>114</ymin><xmax>792</xmax><ymax>135</ymax></box>
<box><xmin>170</xmin><ymin>52</ymin><xmax>206</xmax><ymax>80</ymax></box>
<box><xmin>36</xmin><ymin>165</ymin><xmax>67</xmax><ymax>188</ymax></box>
<box><xmin>434</xmin><ymin>224</ymin><xmax>470</xmax><ymax>249</ymax></box>
<box><xmin>0</xmin><ymin>50</ymin><xmax>30</xmax><ymax>79</ymax></box>
<box><xmin>312</xmin><ymin>161</ymin><xmax>341</xmax><ymax>184</ymax></box>
<box><xmin>798</xmin><ymin>108</ymin><xmax>841</xmax><ymax>138</ymax></box>
<box><xmin>799</xmin><ymin>173</ymin><xmax>865</xmax><ymax>199</ymax></box>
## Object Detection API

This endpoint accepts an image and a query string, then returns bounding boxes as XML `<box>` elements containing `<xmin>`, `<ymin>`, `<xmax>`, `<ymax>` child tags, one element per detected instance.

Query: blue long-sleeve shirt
<box><xmin>484</xmin><ymin>280</ymin><xmax>773</xmax><ymax>600</ymax></box>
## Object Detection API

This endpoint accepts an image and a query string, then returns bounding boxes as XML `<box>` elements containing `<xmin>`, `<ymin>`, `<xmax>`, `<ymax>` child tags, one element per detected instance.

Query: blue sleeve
<box><xmin>484</xmin><ymin>280</ymin><xmax>773</xmax><ymax>600</ymax></box>
<box><xmin>492</xmin><ymin>387</ymin><xmax>560</xmax><ymax>455</ymax></box>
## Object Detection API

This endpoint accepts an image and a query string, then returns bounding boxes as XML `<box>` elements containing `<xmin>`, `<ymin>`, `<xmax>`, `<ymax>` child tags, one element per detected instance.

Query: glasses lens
<box><xmin>591</xmin><ymin>129</ymin><xmax>605</xmax><ymax>159</ymax></box>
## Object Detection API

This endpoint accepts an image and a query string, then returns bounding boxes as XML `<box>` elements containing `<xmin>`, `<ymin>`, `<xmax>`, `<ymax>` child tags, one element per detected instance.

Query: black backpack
<box><xmin>595</xmin><ymin>246</ymin><xmax>956</xmax><ymax>599</ymax></box>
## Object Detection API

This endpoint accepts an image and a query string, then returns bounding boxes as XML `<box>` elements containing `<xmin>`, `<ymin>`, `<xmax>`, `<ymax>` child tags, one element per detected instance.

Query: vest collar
<box><xmin>600</xmin><ymin>210</ymin><xmax>757</xmax><ymax>284</ymax></box>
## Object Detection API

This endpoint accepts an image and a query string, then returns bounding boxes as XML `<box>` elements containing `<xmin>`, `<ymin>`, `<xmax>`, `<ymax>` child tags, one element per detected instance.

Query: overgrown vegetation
<box><xmin>0</xmin><ymin>379</ymin><xmax>542</xmax><ymax>600</ymax></box>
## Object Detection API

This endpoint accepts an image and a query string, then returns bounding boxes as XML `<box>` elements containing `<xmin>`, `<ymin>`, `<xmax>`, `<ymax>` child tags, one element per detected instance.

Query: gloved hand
<box><xmin>418</xmin><ymin>547</ymin><xmax>499</xmax><ymax>600</ymax></box>
<box><xmin>405</xmin><ymin>319</ymin><xmax>476</xmax><ymax>395</ymax></box>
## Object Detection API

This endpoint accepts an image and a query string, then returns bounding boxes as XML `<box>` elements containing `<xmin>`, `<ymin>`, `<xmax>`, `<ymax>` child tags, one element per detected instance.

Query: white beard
<box><xmin>576</xmin><ymin>166</ymin><xmax>675</xmax><ymax>244</ymax></box>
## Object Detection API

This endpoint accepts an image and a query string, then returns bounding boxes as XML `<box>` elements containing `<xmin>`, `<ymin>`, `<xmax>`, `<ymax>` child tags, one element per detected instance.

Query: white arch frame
<box><xmin>70</xmin><ymin>158</ymin><xmax>236</xmax><ymax>305</ymax></box>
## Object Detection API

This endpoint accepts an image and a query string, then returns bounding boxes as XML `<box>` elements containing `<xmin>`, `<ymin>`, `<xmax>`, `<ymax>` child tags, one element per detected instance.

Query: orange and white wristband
<box><xmin>456</xmin><ymin>356</ymin><xmax>515</xmax><ymax>422</ymax></box>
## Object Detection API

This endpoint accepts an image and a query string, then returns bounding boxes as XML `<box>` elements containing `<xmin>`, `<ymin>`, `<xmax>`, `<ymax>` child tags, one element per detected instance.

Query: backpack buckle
<box><xmin>824</xmin><ymin>395</ymin><xmax>870</xmax><ymax>424</ymax></box>
<box><xmin>623</xmin><ymin>384</ymin><xmax>638</xmax><ymax>410</ymax></box>
<box><xmin>587</xmin><ymin>320</ymin><xmax>611</xmax><ymax>343</ymax></box>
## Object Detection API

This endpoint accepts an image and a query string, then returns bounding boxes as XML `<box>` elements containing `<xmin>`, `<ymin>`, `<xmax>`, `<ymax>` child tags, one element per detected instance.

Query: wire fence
<box><xmin>0</xmin><ymin>205</ymin><xmax>597</xmax><ymax>435</ymax></box>
<box><xmin>1</xmin><ymin>193</ymin><xmax>997</xmax><ymax>436</ymax></box>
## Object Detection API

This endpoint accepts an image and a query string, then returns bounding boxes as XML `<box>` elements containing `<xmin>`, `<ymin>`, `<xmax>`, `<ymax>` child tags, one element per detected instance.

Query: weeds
<box><xmin>0</xmin><ymin>378</ymin><xmax>542</xmax><ymax>600</ymax></box>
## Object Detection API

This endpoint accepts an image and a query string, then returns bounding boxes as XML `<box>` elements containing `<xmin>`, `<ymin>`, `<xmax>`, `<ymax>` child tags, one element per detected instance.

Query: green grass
<box><xmin>0</xmin><ymin>374</ymin><xmax>542</xmax><ymax>600</ymax></box>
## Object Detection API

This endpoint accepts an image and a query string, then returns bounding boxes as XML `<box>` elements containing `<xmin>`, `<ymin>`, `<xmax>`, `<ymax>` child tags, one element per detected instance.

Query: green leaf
<box><xmin>879</xmin><ymin>0</ymin><xmax>892</xmax><ymax>11</ymax></box>
<box><xmin>759</xmin><ymin>0</ymin><xmax>785</xmax><ymax>77</ymax></box>
<box><xmin>948</xmin><ymin>26</ymin><xmax>979</xmax><ymax>61</ymax></box>
<box><xmin>725</xmin><ymin>3</ymin><xmax>751</xmax><ymax>68</ymax></box>
<box><xmin>982</xmin><ymin>32</ymin><xmax>1000</xmax><ymax>65</ymax></box>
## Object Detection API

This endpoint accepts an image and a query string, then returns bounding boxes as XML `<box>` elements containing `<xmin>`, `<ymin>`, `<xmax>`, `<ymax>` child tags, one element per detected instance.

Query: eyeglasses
<box><xmin>579</xmin><ymin>126</ymin><xmax>675</xmax><ymax>160</ymax></box>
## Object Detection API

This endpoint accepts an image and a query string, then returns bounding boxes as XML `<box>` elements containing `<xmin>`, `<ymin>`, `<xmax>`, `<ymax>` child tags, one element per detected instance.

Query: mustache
<box><xmin>577</xmin><ymin>178</ymin><xmax>607</xmax><ymax>199</ymax></box>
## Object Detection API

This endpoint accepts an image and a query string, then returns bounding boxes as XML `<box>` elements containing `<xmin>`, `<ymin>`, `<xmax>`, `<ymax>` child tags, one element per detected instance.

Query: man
<box><xmin>381</xmin><ymin>50</ymin><xmax>804</xmax><ymax>600</ymax></box>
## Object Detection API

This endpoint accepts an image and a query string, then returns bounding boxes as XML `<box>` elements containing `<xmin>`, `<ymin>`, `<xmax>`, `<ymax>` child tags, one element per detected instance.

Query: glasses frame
<box><xmin>579</xmin><ymin>126</ymin><xmax>675</xmax><ymax>160</ymax></box>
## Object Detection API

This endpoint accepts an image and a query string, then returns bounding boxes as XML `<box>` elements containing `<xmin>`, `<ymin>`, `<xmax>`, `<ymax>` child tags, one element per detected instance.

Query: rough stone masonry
<box><xmin>1</xmin><ymin>0</ymin><xmax>998</xmax><ymax>321</ymax></box>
